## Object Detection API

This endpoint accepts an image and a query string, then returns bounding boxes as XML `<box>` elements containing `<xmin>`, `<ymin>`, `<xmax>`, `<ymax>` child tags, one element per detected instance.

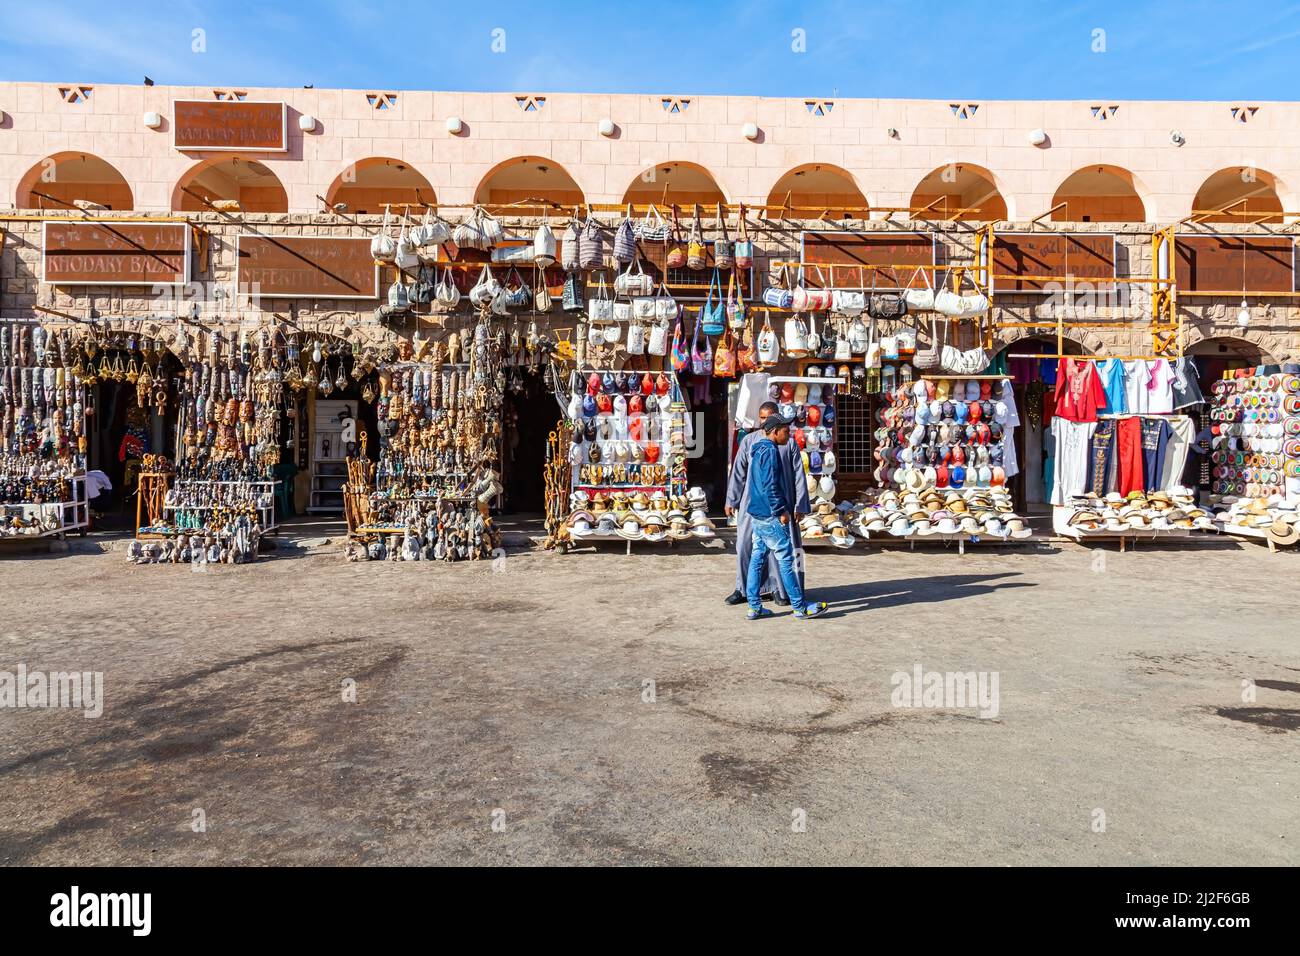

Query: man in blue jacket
<box><xmin>744</xmin><ymin>414</ymin><xmax>829</xmax><ymax>621</ymax></box>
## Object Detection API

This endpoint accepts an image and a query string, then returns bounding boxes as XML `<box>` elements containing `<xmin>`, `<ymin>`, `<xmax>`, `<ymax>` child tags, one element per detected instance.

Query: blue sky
<box><xmin>1</xmin><ymin>0</ymin><xmax>1297</xmax><ymax>100</ymax></box>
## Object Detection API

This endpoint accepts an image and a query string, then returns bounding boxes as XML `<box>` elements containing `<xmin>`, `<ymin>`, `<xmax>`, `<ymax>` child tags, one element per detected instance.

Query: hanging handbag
<box><xmin>534</xmin><ymin>269</ymin><xmax>553</xmax><ymax>313</ymax></box>
<box><xmin>666</xmin><ymin>207</ymin><xmax>686</xmax><ymax>268</ymax></box>
<box><xmin>867</xmin><ymin>270</ymin><xmax>908</xmax><ymax>321</ymax></box>
<box><xmin>587</xmin><ymin>274</ymin><xmax>613</xmax><ymax>322</ymax></box>
<box><xmin>561</xmin><ymin>219</ymin><xmax>581</xmax><ymax>271</ymax></box>
<box><xmin>409</xmin><ymin>264</ymin><xmax>435</xmax><ymax>305</ymax></box>
<box><xmin>578</xmin><ymin>218</ymin><xmax>605</xmax><ymax>270</ymax></box>
<box><xmin>690</xmin><ymin>318</ymin><xmax>712</xmax><ymax>375</ymax></box>
<box><xmin>613</xmin><ymin>216</ymin><xmax>637</xmax><ymax>264</ymax></box>
<box><xmin>387</xmin><ymin>277</ymin><xmax>408</xmax><ymax>309</ymax></box>
<box><xmin>783</xmin><ymin>314</ymin><xmax>810</xmax><ymax>357</ymax></box>
<box><xmin>534</xmin><ymin>217</ymin><xmax>557</xmax><ymax>266</ymax></box>
<box><xmin>648</xmin><ymin>317</ymin><xmax>670</xmax><ymax>357</ymax></box>
<box><xmin>370</xmin><ymin>207</ymin><xmax>396</xmax><ymax>261</ymax></box>
<box><xmin>435</xmin><ymin>267</ymin><xmax>460</xmax><ymax>308</ymax></box>
<box><xmin>903</xmin><ymin>266</ymin><xmax>935</xmax><ymax>311</ymax></box>
<box><xmin>848</xmin><ymin>316</ymin><xmax>869</xmax><ymax>354</ymax></box>
<box><xmin>562</xmin><ymin>271</ymin><xmax>585</xmax><ymax>312</ymax></box>
<box><xmin>737</xmin><ymin>321</ymin><xmax>760</xmax><ymax>373</ymax></box>
<box><xmin>864</xmin><ymin>318</ymin><xmax>881</xmax><ymax>368</ymax></box>
<box><xmin>453</xmin><ymin>208</ymin><xmax>486</xmax><ymax>250</ymax></box>
<box><xmin>700</xmin><ymin>269</ymin><xmax>726</xmax><ymax>335</ymax></box>
<box><xmin>613</xmin><ymin>294</ymin><xmax>633</xmax><ymax>323</ymax></box>
<box><xmin>654</xmin><ymin>281</ymin><xmax>678</xmax><ymax>322</ymax></box>
<box><xmin>670</xmin><ymin>312</ymin><xmax>690</xmax><ymax>372</ymax></box>
<box><xmin>725</xmin><ymin>270</ymin><xmax>746</xmax><ymax>329</ymax></box>
<box><xmin>913</xmin><ymin>315</ymin><xmax>942</xmax><ymax>371</ymax></box>
<box><xmin>686</xmin><ymin>213</ymin><xmax>707</xmax><ymax>270</ymax></box>
<box><xmin>833</xmin><ymin>317</ymin><xmax>852</xmax><ymax>360</ymax></box>
<box><xmin>479</xmin><ymin>208</ymin><xmax>503</xmax><ymax>246</ymax></box>
<box><xmin>806</xmin><ymin>312</ymin><xmax>823</xmax><ymax>354</ymax></box>
<box><xmin>504</xmin><ymin>267</ymin><xmax>531</xmax><ymax>309</ymax></box>
<box><xmin>603</xmin><ymin>315</ymin><xmax>622</xmax><ymax>344</ymax></box>
<box><xmin>413</xmin><ymin>206</ymin><xmax>450</xmax><ymax>248</ymax></box>
<box><xmin>713</xmin><ymin>328</ymin><xmax>736</xmax><ymax>378</ymax></box>
<box><xmin>757</xmin><ymin>312</ymin><xmax>781</xmax><ymax>365</ymax></box>
<box><xmin>763</xmin><ymin>265</ymin><xmax>795</xmax><ymax>308</ymax></box>
<box><xmin>614</xmin><ymin>257</ymin><xmax>653</xmax><ymax>296</ymax></box>
<box><xmin>636</xmin><ymin>203</ymin><xmax>670</xmax><ymax>241</ymax></box>
<box><xmin>733</xmin><ymin>207</ymin><xmax>753</xmax><ymax>269</ymax></box>
<box><xmin>713</xmin><ymin>212</ymin><xmax>733</xmax><ymax>270</ymax></box>
<box><xmin>469</xmin><ymin>263</ymin><xmax>500</xmax><ymax>305</ymax></box>
<box><xmin>395</xmin><ymin>214</ymin><xmax>419</xmax><ymax>271</ymax></box>
<box><xmin>626</xmin><ymin>320</ymin><xmax>646</xmax><ymax>355</ymax></box>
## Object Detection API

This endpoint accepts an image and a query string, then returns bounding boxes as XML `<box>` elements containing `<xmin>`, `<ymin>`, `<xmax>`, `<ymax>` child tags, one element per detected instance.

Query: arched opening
<box><xmin>174</xmin><ymin>157</ymin><xmax>288</xmax><ymax>213</ymax></box>
<box><xmin>910</xmin><ymin>164</ymin><xmax>1007</xmax><ymax>221</ymax></box>
<box><xmin>766</xmin><ymin>164</ymin><xmax>867</xmax><ymax>216</ymax></box>
<box><xmin>1050</xmin><ymin>165</ymin><xmax>1147</xmax><ymax>223</ymax></box>
<box><xmin>325</xmin><ymin>158</ymin><xmax>434</xmax><ymax>215</ymax></box>
<box><xmin>17</xmin><ymin>152</ymin><xmax>133</xmax><ymax>210</ymax></box>
<box><xmin>1192</xmin><ymin>168</ymin><xmax>1284</xmax><ymax>224</ymax></box>
<box><xmin>622</xmin><ymin>162</ymin><xmax>726</xmax><ymax>207</ymax></box>
<box><xmin>474</xmin><ymin>156</ymin><xmax>584</xmax><ymax>208</ymax></box>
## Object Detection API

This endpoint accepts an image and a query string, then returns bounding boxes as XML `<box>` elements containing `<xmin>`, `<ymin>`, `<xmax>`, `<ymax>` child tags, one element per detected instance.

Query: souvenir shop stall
<box><xmin>1042</xmin><ymin>355</ymin><xmax>1216</xmax><ymax>547</ymax></box>
<box><xmin>1204</xmin><ymin>365</ymin><xmax>1300</xmax><ymax>552</ymax></box>
<box><xmin>130</xmin><ymin>322</ymin><xmax>287</xmax><ymax>564</ymax></box>
<box><xmin>0</xmin><ymin>321</ymin><xmax>90</xmax><ymax>541</ymax></box>
<box><xmin>342</xmin><ymin>314</ymin><xmax>503</xmax><ymax>562</ymax></box>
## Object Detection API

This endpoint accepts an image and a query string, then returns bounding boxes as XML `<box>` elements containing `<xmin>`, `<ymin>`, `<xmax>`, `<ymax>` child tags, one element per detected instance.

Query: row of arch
<box><xmin>15</xmin><ymin>153</ymin><xmax>1288</xmax><ymax>225</ymax></box>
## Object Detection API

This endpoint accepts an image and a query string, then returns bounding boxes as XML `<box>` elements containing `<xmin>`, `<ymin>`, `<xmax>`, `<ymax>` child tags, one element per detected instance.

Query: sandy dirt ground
<box><xmin>0</xmin><ymin>532</ymin><xmax>1297</xmax><ymax>866</ymax></box>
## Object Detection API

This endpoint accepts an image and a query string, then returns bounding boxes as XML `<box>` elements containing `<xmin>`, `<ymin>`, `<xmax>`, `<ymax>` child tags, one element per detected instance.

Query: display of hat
<box><xmin>830</xmin><ymin>525</ymin><xmax>854</xmax><ymax>548</ymax></box>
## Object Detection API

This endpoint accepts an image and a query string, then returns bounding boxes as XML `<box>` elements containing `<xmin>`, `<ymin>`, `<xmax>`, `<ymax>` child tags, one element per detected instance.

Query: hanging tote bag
<box><xmin>737</xmin><ymin>321</ymin><xmax>760</xmax><ymax>373</ymax></box>
<box><xmin>469</xmin><ymin>263</ymin><xmax>500</xmax><ymax>305</ymax></box>
<box><xmin>903</xmin><ymin>266</ymin><xmax>935</xmax><ymax>311</ymax></box>
<box><xmin>613</xmin><ymin>293</ymin><xmax>634</xmax><ymax>323</ymax></box>
<box><xmin>713</xmin><ymin>211</ymin><xmax>733</xmax><ymax>270</ymax></box>
<box><xmin>587</xmin><ymin>274</ymin><xmax>614</xmax><ymax>322</ymax></box>
<box><xmin>632</xmin><ymin>293</ymin><xmax>656</xmax><ymax>321</ymax></box>
<box><xmin>562</xmin><ymin>271</ymin><xmax>585</xmax><ymax>312</ymax></box>
<box><xmin>613</xmin><ymin>216</ymin><xmax>637</xmax><ymax>264</ymax></box>
<box><xmin>534</xmin><ymin>267</ymin><xmax>553</xmax><ymax>313</ymax></box>
<box><xmin>371</xmin><ymin>207</ymin><xmax>396</xmax><ymax>261</ymax></box>
<box><xmin>912</xmin><ymin>315</ymin><xmax>943</xmax><ymax>371</ymax></box>
<box><xmin>387</xmin><ymin>276</ymin><xmax>409</xmax><ymax>309</ymax></box>
<box><xmin>670</xmin><ymin>312</ymin><xmax>690</xmax><ymax>372</ymax></box>
<box><xmin>848</xmin><ymin>316</ymin><xmax>869</xmax><ymax>354</ymax></box>
<box><xmin>806</xmin><ymin>312</ymin><xmax>823</xmax><ymax>354</ymax></box>
<box><xmin>726</xmin><ymin>271</ymin><xmax>746</xmax><ymax>330</ymax></box>
<box><xmin>654</xmin><ymin>281</ymin><xmax>678</xmax><ymax>322</ymax></box>
<box><xmin>783</xmin><ymin>313</ymin><xmax>810</xmax><ymax>357</ymax></box>
<box><xmin>833</xmin><ymin>317</ymin><xmax>853</xmax><ymax>360</ymax></box>
<box><xmin>504</xmin><ymin>267</ymin><xmax>532</xmax><ymax>309</ymax></box>
<box><xmin>435</xmin><ymin>267</ymin><xmax>461</xmax><ymax>308</ymax></box>
<box><xmin>395</xmin><ymin>214</ymin><xmax>419</xmax><ymax>271</ymax></box>
<box><xmin>636</xmin><ymin>203</ymin><xmax>670</xmax><ymax>241</ymax></box>
<box><xmin>561</xmin><ymin>219</ymin><xmax>582</xmax><ymax>271</ymax></box>
<box><xmin>666</xmin><ymin>207</ymin><xmax>687</xmax><ymax>269</ymax></box>
<box><xmin>733</xmin><ymin>207</ymin><xmax>753</xmax><ymax>269</ymax></box>
<box><xmin>686</xmin><ymin>213</ymin><xmax>707</xmax><ymax>270</ymax></box>
<box><xmin>648</xmin><ymin>317</ymin><xmax>670</xmax><ymax>356</ymax></box>
<box><xmin>763</xmin><ymin>265</ymin><xmax>795</xmax><ymax>309</ymax></box>
<box><xmin>757</xmin><ymin>312</ymin><xmax>781</xmax><ymax>365</ymax></box>
<box><xmin>614</xmin><ymin>257</ymin><xmax>653</xmax><ymax>297</ymax></box>
<box><xmin>578</xmin><ymin>218</ymin><xmax>605</xmax><ymax>270</ymax></box>
<box><xmin>534</xmin><ymin>217</ymin><xmax>557</xmax><ymax>266</ymax></box>
<box><xmin>713</xmin><ymin>329</ymin><xmax>736</xmax><ymax>378</ymax></box>
<box><xmin>409</xmin><ymin>264</ymin><xmax>435</xmax><ymax>305</ymax></box>
<box><xmin>690</xmin><ymin>318</ymin><xmax>712</xmax><ymax>376</ymax></box>
<box><xmin>479</xmin><ymin>208</ymin><xmax>504</xmax><ymax>247</ymax></box>
<box><xmin>626</xmin><ymin>320</ymin><xmax>646</xmax><ymax>356</ymax></box>
<box><xmin>700</xmin><ymin>269</ymin><xmax>726</xmax><ymax>336</ymax></box>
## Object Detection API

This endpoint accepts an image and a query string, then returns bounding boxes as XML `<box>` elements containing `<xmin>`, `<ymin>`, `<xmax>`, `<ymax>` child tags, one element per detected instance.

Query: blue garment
<box><xmin>746</xmin><ymin>438</ymin><xmax>793</xmax><ymax>519</ymax></box>
<box><xmin>1038</xmin><ymin>359</ymin><xmax>1058</xmax><ymax>387</ymax></box>
<box><xmin>747</xmin><ymin>516</ymin><xmax>805</xmax><ymax>611</ymax></box>
<box><xmin>1096</xmin><ymin>359</ymin><xmax>1128</xmax><ymax>414</ymax></box>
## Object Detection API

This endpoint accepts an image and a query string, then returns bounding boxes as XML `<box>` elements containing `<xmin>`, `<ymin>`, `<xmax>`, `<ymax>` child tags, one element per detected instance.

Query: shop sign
<box><xmin>173</xmin><ymin>100</ymin><xmax>288</xmax><ymax>151</ymax></box>
<box><xmin>41</xmin><ymin>221</ymin><xmax>189</xmax><ymax>286</ymax></box>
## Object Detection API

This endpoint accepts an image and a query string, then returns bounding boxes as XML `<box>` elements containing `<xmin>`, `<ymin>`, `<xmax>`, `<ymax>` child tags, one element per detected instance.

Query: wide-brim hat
<box><xmin>690</xmin><ymin>518</ymin><xmax>715</xmax><ymax>538</ymax></box>
<box><xmin>1268</xmin><ymin>518</ymin><xmax>1300</xmax><ymax>546</ymax></box>
<box><xmin>618</xmin><ymin>520</ymin><xmax>644</xmax><ymax>540</ymax></box>
<box><xmin>667</xmin><ymin>519</ymin><xmax>692</xmax><ymax>540</ymax></box>
<box><xmin>829</xmin><ymin>527</ymin><xmax>854</xmax><ymax>548</ymax></box>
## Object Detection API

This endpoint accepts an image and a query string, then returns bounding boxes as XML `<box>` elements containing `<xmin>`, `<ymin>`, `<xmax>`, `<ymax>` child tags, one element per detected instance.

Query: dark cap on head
<box><xmin>762</xmin><ymin>414</ymin><xmax>792</xmax><ymax>433</ymax></box>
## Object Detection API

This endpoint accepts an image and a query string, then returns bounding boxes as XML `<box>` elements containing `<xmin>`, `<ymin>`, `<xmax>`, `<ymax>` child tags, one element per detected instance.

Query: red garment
<box><xmin>1054</xmin><ymin>359</ymin><xmax>1107</xmax><ymax>422</ymax></box>
<box><xmin>1116</xmin><ymin>416</ymin><xmax>1143</xmax><ymax>495</ymax></box>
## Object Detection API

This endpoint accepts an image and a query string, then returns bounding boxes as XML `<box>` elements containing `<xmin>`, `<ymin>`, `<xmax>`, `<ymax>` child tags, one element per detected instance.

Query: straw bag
<box><xmin>666</xmin><ymin>207</ymin><xmax>686</xmax><ymax>268</ymax></box>
<box><xmin>686</xmin><ymin>213</ymin><xmax>707</xmax><ymax>270</ymax></box>
<box><xmin>371</xmin><ymin>207</ymin><xmax>396</xmax><ymax>261</ymax></box>
<box><xmin>733</xmin><ymin>208</ymin><xmax>753</xmax><ymax>269</ymax></box>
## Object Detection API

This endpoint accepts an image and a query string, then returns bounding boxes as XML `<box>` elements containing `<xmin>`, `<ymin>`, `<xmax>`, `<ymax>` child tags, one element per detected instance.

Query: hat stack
<box><xmin>777</xmin><ymin>374</ymin><xmax>839</xmax><ymax>503</ymax></box>
<box><xmin>872</xmin><ymin>377</ymin><xmax>1011</xmax><ymax>493</ymax></box>
<box><xmin>1213</xmin><ymin>496</ymin><xmax>1300</xmax><ymax>546</ymax></box>
<box><xmin>1209</xmin><ymin>370</ymin><xmax>1300</xmax><ymax>501</ymax></box>
<box><xmin>852</xmin><ymin>487</ymin><xmax>1030</xmax><ymax>540</ymax></box>
<box><xmin>1062</xmin><ymin>491</ymin><xmax>1214</xmax><ymax>535</ymax></box>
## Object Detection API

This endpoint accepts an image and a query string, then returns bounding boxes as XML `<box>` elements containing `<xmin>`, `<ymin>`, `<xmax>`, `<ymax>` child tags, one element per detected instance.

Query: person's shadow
<box><xmin>807</xmin><ymin>573</ymin><xmax>1034</xmax><ymax>618</ymax></box>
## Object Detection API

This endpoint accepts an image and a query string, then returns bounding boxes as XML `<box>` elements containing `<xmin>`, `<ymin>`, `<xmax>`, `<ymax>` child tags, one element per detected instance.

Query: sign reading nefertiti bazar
<box><xmin>42</xmin><ymin>221</ymin><xmax>189</xmax><ymax>286</ymax></box>
<box><xmin>236</xmin><ymin>235</ymin><xmax>379</xmax><ymax>299</ymax></box>
<box><xmin>173</xmin><ymin>100</ymin><xmax>288</xmax><ymax>151</ymax></box>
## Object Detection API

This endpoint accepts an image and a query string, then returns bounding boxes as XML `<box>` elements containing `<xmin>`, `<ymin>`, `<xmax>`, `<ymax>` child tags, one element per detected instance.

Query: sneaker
<box><xmin>793</xmin><ymin>602</ymin><xmax>829</xmax><ymax>619</ymax></box>
<box><xmin>723</xmin><ymin>590</ymin><xmax>746</xmax><ymax>606</ymax></box>
<box><xmin>747</xmin><ymin>606</ymin><xmax>775</xmax><ymax>621</ymax></box>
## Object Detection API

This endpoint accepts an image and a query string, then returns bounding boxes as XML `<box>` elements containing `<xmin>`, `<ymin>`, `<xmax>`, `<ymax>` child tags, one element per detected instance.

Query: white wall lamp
<box><xmin>597</xmin><ymin>117</ymin><xmax>615</xmax><ymax>137</ymax></box>
<box><xmin>446</xmin><ymin>116</ymin><xmax>464</xmax><ymax>135</ymax></box>
<box><xmin>143</xmin><ymin>110</ymin><xmax>162</xmax><ymax>130</ymax></box>
<box><xmin>1028</xmin><ymin>128</ymin><xmax>1047</xmax><ymax>147</ymax></box>
<box><xmin>1170</xmin><ymin>130</ymin><xmax>1185</xmax><ymax>146</ymax></box>
<box><xmin>298</xmin><ymin>114</ymin><xmax>318</xmax><ymax>133</ymax></box>
<box><xmin>742</xmin><ymin>121</ymin><xmax>759</xmax><ymax>141</ymax></box>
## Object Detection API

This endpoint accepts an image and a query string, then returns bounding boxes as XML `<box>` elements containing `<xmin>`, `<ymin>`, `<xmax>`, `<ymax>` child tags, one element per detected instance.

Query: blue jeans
<box><xmin>747</xmin><ymin>516</ymin><xmax>805</xmax><ymax>611</ymax></box>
